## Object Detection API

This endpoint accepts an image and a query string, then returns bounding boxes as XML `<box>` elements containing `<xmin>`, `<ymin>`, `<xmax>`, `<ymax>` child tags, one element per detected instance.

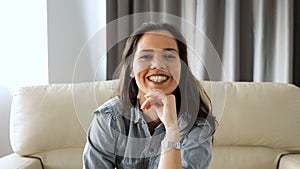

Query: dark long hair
<box><xmin>118</xmin><ymin>23</ymin><xmax>216</xmax><ymax>136</ymax></box>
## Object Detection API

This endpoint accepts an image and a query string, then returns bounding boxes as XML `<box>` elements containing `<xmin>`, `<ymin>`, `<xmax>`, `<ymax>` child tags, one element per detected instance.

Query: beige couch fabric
<box><xmin>278</xmin><ymin>154</ymin><xmax>300</xmax><ymax>169</ymax></box>
<box><xmin>2</xmin><ymin>80</ymin><xmax>300</xmax><ymax>169</ymax></box>
<box><xmin>0</xmin><ymin>153</ymin><xmax>42</xmax><ymax>169</ymax></box>
<box><xmin>202</xmin><ymin>82</ymin><xmax>300</xmax><ymax>169</ymax></box>
<box><xmin>202</xmin><ymin>82</ymin><xmax>300</xmax><ymax>149</ymax></box>
<box><xmin>9</xmin><ymin>81</ymin><xmax>118</xmax><ymax>169</ymax></box>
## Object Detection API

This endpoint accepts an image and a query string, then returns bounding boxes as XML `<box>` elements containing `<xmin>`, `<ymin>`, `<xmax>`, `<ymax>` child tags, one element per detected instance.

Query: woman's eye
<box><xmin>165</xmin><ymin>54</ymin><xmax>176</xmax><ymax>60</ymax></box>
<box><xmin>140</xmin><ymin>55</ymin><xmax>152</xmax><ymax>60</ymax></box>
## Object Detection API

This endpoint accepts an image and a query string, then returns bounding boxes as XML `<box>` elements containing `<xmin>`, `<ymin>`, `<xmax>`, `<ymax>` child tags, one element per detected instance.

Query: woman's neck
<box><xmin>147</xmin><ymin>118</ymin><xmax>161</xmax><ymax>135</ymax></box>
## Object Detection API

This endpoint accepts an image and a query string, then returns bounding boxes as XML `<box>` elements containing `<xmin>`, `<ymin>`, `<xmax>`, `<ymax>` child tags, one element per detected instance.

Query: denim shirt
<box><xmin>83</xmin><ymin>96</ymin><xmax>212</xmax><ymax>169</ymax></box>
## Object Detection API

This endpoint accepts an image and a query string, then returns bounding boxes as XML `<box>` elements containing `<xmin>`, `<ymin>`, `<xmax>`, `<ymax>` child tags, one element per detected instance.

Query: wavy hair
<box><xmin>118</xmin><ymin>23</ymin><xmax>216</xmax><ymax>137</ymax></box>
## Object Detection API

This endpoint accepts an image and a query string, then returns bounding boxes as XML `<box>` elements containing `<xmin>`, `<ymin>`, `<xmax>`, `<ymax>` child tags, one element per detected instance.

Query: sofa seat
<box><xmin>33</xmin><ymin>148</ymin><xmax>83</xmax><ymax>169</ymax></box>
<box><xmin>211</xmin><ymin>146</ymin><xmax>285</xmax><ymax>169</ymax></box>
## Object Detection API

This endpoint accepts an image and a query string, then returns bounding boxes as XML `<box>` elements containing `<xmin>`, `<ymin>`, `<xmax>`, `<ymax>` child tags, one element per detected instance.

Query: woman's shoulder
<box><xmin>184</xmin><ymin>117</ymin><xmax>214</xmax><ymax>141</ymax></box>
<box><xmin>94</xmin><ymin>96</ymin><xmax>125</xmax><ymax>119</ymax></box>
<box><xmin>92</xmin><ymin>96</ymin><xmax>131</xmax><ymax>136</ymax></box>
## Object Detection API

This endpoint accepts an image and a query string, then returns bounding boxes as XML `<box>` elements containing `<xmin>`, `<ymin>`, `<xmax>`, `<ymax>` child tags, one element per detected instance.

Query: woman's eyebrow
<box><xmin>139</xmin><ymin>48</ymin><xmax>178</xmax><ymax>53</ymax></box>
<box><xmin>163</xmin><ymin>48</ymin><xmax>178</xmax><ymax>53</ymax></box>
<box><xmin>140</xmin><ymin>49</ymin><xmax>155</xmax><ymax>52</ymax></box>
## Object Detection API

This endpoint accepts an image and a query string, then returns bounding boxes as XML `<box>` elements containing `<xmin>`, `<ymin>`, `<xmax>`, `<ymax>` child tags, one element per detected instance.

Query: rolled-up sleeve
<box><xmin>83</xmin><ymin>110</ymin><xmax>116</xmax><ymax>169</ymax></box>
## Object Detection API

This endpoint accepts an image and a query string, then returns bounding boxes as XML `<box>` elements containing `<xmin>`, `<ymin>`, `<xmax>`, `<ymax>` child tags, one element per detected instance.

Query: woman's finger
<box><xmin>141</xmin><ymin>97</ymin><xmax>151</xmax><ymax>110</ymax></box>
<box><xmin>145</xmin><ymin>89</ymin><xmax>166</xmax><ymax>101</ymax></box>
<box><xmin>141</xmin><ymin>96</ymin><xmax>163</xmax><ymax>109</ymax></box>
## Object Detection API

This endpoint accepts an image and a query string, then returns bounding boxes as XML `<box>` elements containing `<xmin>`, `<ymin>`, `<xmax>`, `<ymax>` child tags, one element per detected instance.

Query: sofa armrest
<box><xmin>0</xmin><ymin>153</ymin><xmax>43</xmax><ymax>169</ymax></box>
<box><xmin>279</xmin><ymin>154</ymin><xmax>300</xmax><ymax>169</ymax></box>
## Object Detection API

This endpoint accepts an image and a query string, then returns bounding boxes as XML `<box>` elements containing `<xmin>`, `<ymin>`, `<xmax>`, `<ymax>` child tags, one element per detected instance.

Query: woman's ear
<box><xmin>130</xmin><ymin>70</ymin><xmax>135</xmax><ymax>78</ymax></box>
<box><xmin>130</xmin><ymin>60</ymin><xmax>135</xmax><ymax>78</ymax></box>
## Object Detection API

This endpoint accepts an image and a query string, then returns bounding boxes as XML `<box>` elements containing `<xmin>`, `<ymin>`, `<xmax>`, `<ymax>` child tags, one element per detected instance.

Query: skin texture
<box><xmin>131</xmin><ymin>30</ymin><xmax>182</xmax><ymax>169</ymax></box>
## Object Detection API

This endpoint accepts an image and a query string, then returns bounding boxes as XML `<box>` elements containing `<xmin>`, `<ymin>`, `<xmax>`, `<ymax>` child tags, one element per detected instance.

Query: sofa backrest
<box><xmin>10</xmin><ymin>80</ymin><xmax>119</xmax><ymax>156</ymax></box>
<box><xmin>201</xmin><ymin>81</ymin><xmax>300</xmax><ymax>151</ymax></box>
<box><xmin>10</xmin><ymin>80</ymin><xmax>300</xmax><ymax>157</ymax></box>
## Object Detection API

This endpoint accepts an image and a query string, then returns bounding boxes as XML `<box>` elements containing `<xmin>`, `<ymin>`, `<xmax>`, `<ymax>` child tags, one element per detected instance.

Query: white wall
<box><xmin>0</xmin><ymin>0</ymin><xmax>106</xmax><ymax>157</ymax></box>
<box><xmin>48</xmin><ymin>0</ymin><xmax>106</xmax><ymax>83</ymax></box>
<box><xmin>0</xmin><ymin>0</ymin><xmax>48</xmax><ymax>157</ymax></box>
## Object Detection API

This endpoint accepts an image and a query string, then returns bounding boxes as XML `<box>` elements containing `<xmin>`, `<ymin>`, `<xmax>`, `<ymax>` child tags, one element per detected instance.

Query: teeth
<box><xmin>148</xmin><ymin>76</ymin><xmax>167</xmax><ymax>82</ymax></box>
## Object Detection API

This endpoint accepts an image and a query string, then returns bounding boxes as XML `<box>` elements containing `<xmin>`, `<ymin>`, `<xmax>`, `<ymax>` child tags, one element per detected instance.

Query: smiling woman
<box><xmin>132</xmin><ymin>31</ymin><xmax>181</xmax><ymax>97</ymax></box>
<box><xmin>83</xmin><ymin>23</ymin><xmax>216</xmax><ymax>169</ymax></box>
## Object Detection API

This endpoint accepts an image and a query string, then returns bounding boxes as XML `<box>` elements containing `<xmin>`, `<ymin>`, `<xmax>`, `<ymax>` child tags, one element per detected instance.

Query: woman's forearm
<box><xmin>158</xmin><ymin>127</ymin><xmax>182</xmax><ymax>169</ymax></box>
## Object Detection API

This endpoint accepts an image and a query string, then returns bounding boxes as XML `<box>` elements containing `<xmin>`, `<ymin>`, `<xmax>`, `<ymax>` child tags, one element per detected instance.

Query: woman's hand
<box><xmin>140</xmin><ymin>89</ymin><xmax>178</xmax><ymax>130</ymax></box>
<box><xmin>141</xmin><ymin>89</ymin><xmax>182</xmax><ymax>169</ymax></box>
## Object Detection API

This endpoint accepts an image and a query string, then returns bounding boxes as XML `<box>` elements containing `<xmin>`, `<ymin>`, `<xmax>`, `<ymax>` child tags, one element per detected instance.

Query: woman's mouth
<box><xmin>147</xmin><ymin>75</ymin><xmax>169</xmax><ymax>83</ymax></box>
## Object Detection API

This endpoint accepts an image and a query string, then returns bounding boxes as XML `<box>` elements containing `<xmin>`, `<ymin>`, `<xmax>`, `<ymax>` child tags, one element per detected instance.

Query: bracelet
<box><xmin>161</xmin><ymin>140</ymin><xmax>181</xmax><ymax>150</ymax></box>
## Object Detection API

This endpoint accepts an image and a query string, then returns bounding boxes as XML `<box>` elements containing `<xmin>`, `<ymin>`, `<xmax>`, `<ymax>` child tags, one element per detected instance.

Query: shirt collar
<box><xmin>132</xmin><ymin>102</ymin><xmax>145</xmax><ymax>124</ymax></box>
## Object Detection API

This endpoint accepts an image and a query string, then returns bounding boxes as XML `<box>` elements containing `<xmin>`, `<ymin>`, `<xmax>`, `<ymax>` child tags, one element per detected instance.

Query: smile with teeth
<box><xmin>148</xmin><ymin>75</ymin><xmax>168</xmax><ymax>83</ymax></box>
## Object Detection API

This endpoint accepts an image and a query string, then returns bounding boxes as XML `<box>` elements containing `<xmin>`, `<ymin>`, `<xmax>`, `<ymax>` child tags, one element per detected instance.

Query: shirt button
<box><xmin>149</xmin><ymin>147</ymin><xmax>154</xmax><ymax>153</ymax></box>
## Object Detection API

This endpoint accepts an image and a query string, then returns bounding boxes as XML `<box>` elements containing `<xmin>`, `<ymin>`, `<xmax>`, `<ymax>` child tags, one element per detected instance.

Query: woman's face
<box><xmin>131</xmin><ymin>30</ymin><xmax>181</xmax><ymax>96</ymax></box>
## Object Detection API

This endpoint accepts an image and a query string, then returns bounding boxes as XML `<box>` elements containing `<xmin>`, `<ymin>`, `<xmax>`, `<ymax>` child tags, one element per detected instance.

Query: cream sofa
<box><xmin>0</xmin><ymin>80</ymin><xmax>300</xmax><ymax>169</ymax></box>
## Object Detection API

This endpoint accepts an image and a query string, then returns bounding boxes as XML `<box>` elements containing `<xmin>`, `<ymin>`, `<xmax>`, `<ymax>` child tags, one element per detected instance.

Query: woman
<box><xmin>83</xmin><ymin>23</ymin><xmax>216</xmax><ymax>169</ymax></box>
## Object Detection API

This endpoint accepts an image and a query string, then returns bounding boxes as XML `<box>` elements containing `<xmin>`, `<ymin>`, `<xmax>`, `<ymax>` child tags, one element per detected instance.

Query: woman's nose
<box><xmin>150</xmin><ymin>57</ymin><xmax>167</xmax><ymax>70</ymax></box>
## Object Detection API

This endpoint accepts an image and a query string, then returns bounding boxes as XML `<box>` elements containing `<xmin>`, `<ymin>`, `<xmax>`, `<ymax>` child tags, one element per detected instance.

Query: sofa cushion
<box><xmin>209</xmin><ymin>146</ymin><xmax>284</xmax><ymax>169</ymax></box>
<box><xmin>10</xmin><ymin>80</ymin><xmax>118</xmax><ymax>156</ymax></box>
<box><xmin>202</xmin><ymin>82</ymin><xmax>300</xmax><ymax>150</ymax></box>
<box><xmin>33</xmin><ymin>148</ymin><xmax>83</xmax><ymax>169</ymax></box>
